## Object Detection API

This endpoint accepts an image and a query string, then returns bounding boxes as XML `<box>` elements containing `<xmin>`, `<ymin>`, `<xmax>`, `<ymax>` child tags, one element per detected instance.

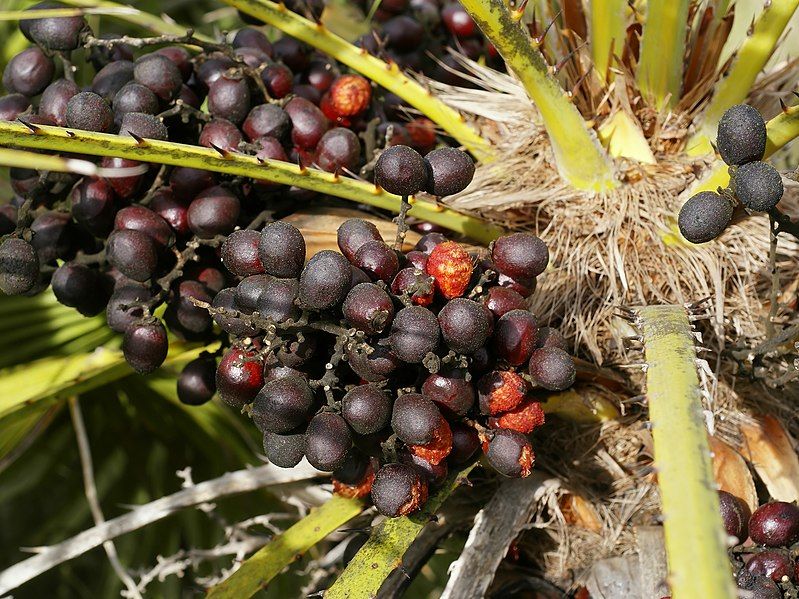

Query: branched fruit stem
<box><xmin>636</xmin><ymin>0</ymin><xmax>689</xmax><ymax>109</ymax></box>
<box><xmin>221</xmin><ymin>0</ymin><xmax>494</xmax><ymax>162</ymax></box>
<box><xmin>458</xmin><ymin>0</ymin><xmax>617</xmax><ymax>191</ymax></box>
<box><xmin>687</xmin><ymin>0</ymin><xmax>799</xmax><ymax>155</ymax></box>
<box><xmin>0</xmin><ymin>121</ymin><xmax>503</xmax><ymax>244</ymax></box>
<box><xmin>637</xmin><ymin>305</ymin><xmax>735</xmax><ymax>599</ymax></box>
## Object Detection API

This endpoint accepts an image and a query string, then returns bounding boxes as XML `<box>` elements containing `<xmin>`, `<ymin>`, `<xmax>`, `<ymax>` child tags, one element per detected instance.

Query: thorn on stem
<box><xmin>129</xmin><ymin>131</ymin><xmax>146</xmax><ymax>145</ymax></box>
<box><xmin>17</xmin><ymin>118</ymin><xmax>41</xmax><ymax>133</ymax></box>
<box><xmin>210</xmin><ymin>143</ymin><xmax>232</xmax><ymax>158</ymax></box>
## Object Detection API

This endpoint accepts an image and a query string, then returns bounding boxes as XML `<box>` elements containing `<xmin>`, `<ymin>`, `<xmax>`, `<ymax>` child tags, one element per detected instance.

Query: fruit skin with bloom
<box><xmin>426</xmin><ymin>241</ymin><xmax>473</xmax><ymax>299</ymax></box>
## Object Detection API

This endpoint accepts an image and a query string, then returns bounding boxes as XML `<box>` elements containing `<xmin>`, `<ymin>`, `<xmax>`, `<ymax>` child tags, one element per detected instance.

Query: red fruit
<box><xmin>488</xmin><ymin>400</ymin><xmax>545</xmax><ymax>434</ymax></box>
<box><xmin>426</xmin><ymin>241</ymin><xmax>472</xmax><ymax>299</ymax></box>
<box><xmin>408</xmin><ymin>418</ymin><xmax>453</xmax><ymax>465</ymax></box>
<box><xmin>478</xmin><ymin>370</ymin><xmax>527</xmax><ymax>415</ymax></box>
<box><xmin>406</xmin><ymin>118</ymin><xmax>437</xmax><ymax>153</ymax></box>
<box><xmin>328</xmin><ymin>74</ymin><xmax>372</xmax><ymax>117</ymax></box>
<box><xmin>216</xmin><ymin>348</ymin><xmax>264</xmax><ymax>408</ymax></box>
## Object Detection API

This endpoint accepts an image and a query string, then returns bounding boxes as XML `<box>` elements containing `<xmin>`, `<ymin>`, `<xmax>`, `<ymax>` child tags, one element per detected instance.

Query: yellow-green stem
<box><xmin>0</xmin><ymin>122</ymin><xmax>502</xmax><ymax>243</ymax></box>
<box><xmin>687</xmin><ymin>0</ymin><xmax>799</xmax><ymax>155</ymax></box>
<box><xmin>0</xmin><ymin>7</ymin><xmax>139</xmax><ymax>20</ymax></box>
<box><xmin>638</xmin><ymin>305</ymin><xmax>734</xmax><ymax>599</ymax></box>
<box><xmin>590</xmin><ymin>0</ymin><xmax>627</xmax><ymax>83</ymax></box>
<box><xmin>222</xmin><ymin>0</ymin><xmax>493</xmax><ymax>162</ymax></box>
<box><xmin>636</xmin><ymin>0</ymin><xmax>689</xmax><ymax>109</ymax></box>
<box><xmin>693</xmin><ymin>103</ymin><xmax>799</xmax><ymax>194</ymax></box>
<box><xmin>459</xmin><ymin>0</ymin><xmax>617</xmax><ymax>191</ymax></box>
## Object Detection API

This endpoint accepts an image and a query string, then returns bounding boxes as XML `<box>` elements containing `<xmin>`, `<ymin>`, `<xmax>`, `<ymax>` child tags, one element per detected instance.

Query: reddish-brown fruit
<box><xmin>408</xmin><ymin>418</ymin><xmax>453</xmax><ymax>465</ymax></box>
<box><xmin>328</xmin><ymin>74</ymin><xmax>371</xmax><ymax>117</ymax></box>
<box><xmin>488</xmin><ymin>400</ymin><xmax>545</xmax><ymax>434</ymax></box>
<box><xmin>478</xmin><ymin>370</ymin><xmax>527</xmax><ymax>415</ymax></box>
<box><xmin>426</xmin><ymin>241</ymin><xmax>472</xmax><ymax>299</ymax></box>
<box><xmin>406</xmin><ymin>118</ymin><xmax>437</xmax><ymax>153</ymax></box>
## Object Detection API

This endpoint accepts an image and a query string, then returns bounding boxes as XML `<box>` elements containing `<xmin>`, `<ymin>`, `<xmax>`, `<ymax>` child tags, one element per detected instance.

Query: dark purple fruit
<box><xmin>166</xmin><ymin>280</ymin><xmax>213</xmax><ymax>337</ymax></box>
<box><xmin>529</xmin><ymin>347</ymin><xmax>576</xmax><ymax>391</ymax></box>
<box><xmin>391</xmin><ymin>393</ymin><xmax>441</xmax><ymax>445</ymax></box>
<box><xmin>115</xmin><ymin>205</ymin><xmax>175</xmax><ymax>250</ymax></box>
<box><xmin>170</xmin><ymin>167</ymin><xmax>216</xmax><ymax>201</ymax></box>
<box><xmin>51</xmin><ymin>263</ymin><xmax>108</xmax><ymax>316</ymax></box>
<box><xmin>718</xmin><ymin>490</ymin><xmax>750</xmax><ymax>541</ymax></box>
<box><xmin>422</xmin><ymin>369</ymin><xmax>475</xmax><ymax>416</ymax></box>
<box><xmin>261</xmin><ymin>64</ymin><xmax>294</xmax><ymax>98</ymax></box>
<box><xmin>91</xmin><ymin>60</ymin><xmax>134</xmax><ymax>102</ymax></box>
<box><xmin>2</xmin><ymin>47</ymin><xmax>54</xmax><ymax>96</ymax></box>
<box><xmin>65</xmin><ymin>91</ymin><xmax>113</xmax><ymax>132</ymax></box>
<box><xmin>383</xmin><ymin>15</ymin><xmax>424</xmax><ymax>52</ymax></box>
<box><xmin>199</xmin><ymin>119</ymin><xmax>243</xmax><ymax>152</ymax></box>
<box><xmin>196</xmin><ymin>55</ymin><xmax>236</xmax><ymax>88</ymax></box>
<box><xmin>252</xmin><ymin>375</ymin><xmax>315</xmax><ymax>433</ymax></box>
<box><xmin>106</xmin><ymin>284</ymin><xmax>150</xmax><ymax>333</ymax></box>
<box><xmin>736</xmin><ymin>570</ymin><xmax>781</xmax><ymax>599</ymax></box>
<box><xmin>29</xmin><ymin>211</ymin><xmax>74</xmax><ymax>263</ymax></box>
<box><xmin>400</xmin><ymin>450</ymin><xmax>448</xmax><ymax>486</ymax></box>
<box><xmin>234</xmin><ymin>274</ymin><xmax>272</xmax><ymax>311</ymax></box>
<box><xmin>263</xmin><ymin>428</ymin><xmax>306</xmax><ymax>468</ymax></box>
<box><xmin>484</xmin><ymin>286</ymin><xmax>525</xmax><ymax>318</ymax></box>
<box><xmin>122</xmin><ymin>320</ymin><xmax>168</xmax><ymax>374</ymax></box>
<box><xmin>233</xmin><ymin>27</ymin><xmax>273</xmax><ymax>55</ymax></box>
<box><xmin>535</xmin><ymin>327</ymin><xmax>567</xmax><ymax>350</ymax></box>
<box><xmin>734</xmin><ymin>161</ymin><xmax>784</xmax><ymax>213</ymax></box>
<box><xmin>0</xmin><ymin>93</ymin><xmax>30</xmax><ymax>121</ymax></box>
<box><xmin>346</xmin><ymin>343</ymin><xmax>400</xmax><ymax>382</ymax></box>
<box><xmin>717</xmin><ymin>104</ymin><xmax>767</xmax><ymax>166</ymax></box>
<box><xmin>371</xmin><ymin>463</ymin><xmax>428</xmax><ymax>517</ymax></box>
<box><xmin>177</xmin><ymin>356</ymin><xmax>217</xmax><ymax>405</ymax></box>
<box><xmin>337</xmin><ymin>218</ymin><xmax>382</xmax><ymax>262</ymax></box>
<box><xmin>154</xmin><ymin>46</ymin><xmax>193</xmax><ymax>81</ymax></box>
<box><xmin>25</xmin><ymin>2</ymin><xmax>85</xmax><ymax>51</ymax></box>
<box><xmin>342</xmin><ymin>282</ymin><xmax>394</xmax><ymax>335</ymax></box>
<box><xmin>70</xmin><ymin>178</ymin><xmax>116</xmax><ymax>236</ymax></box>
<box><xmin>0</xmin><ymin>238</ymin><xmax>39</xmax><ymax>295</ymax></box>
<box><xmin>119</xmin><ymin>112</ymin><xmax>168</xmax><ymax>141</ymax></box>
<box><xmin>187</xmin><ymin>186</ymin><xmax>241</xmax><ymax>238</ymax></box>
<box><xmin>106</xmin><ymin>229</ymin><xmax>158</xmax><ymax>282</ymax></box>
<box><xmin>389</xmin><ymin>305</ymin><xmax>440</xmax><ymax>362</ymax></box>
<box><xmin>273</xmin><ymin>37</ymin><xmax>311</xmax><ymax>72</ymax></box>
<box><xmin>285</xmin><ymin>96</ymin><xmax>328</xmax><ymax>149</ymax></box>
<box><xmin>208</xmin><ymin>75</ymin><xmax>251</xmax><ymax>125</ymax></box>
<box><xmin>745</xmin><ymin>549</ymin><xmax>794</xmax><ymax>582</ymax></box>
<box><xmin>256</xmin><ymin>277</ymin><xmax>300</xmax><ymax>323</ymax></box>
<box><xmin>221</xmin><ymin>229</ymin><xmax>264</xmax><ymax>277</ymax></box>
<box><xmin>305</xmin><ymin>412</ymin><xmax>352</xmax><ymax>471</ymax></box>
<box><xmin>211</xmin><ymin>288</ymin><xmax>258</xmax><ymax>337</ymax></box>
<box><xmin>424</xmin><ymin>148</ymin><xmax>474</xmax><ymax>196</ymax></box>
<box><xmin>492</xmin><ymin>233</ymin><xmax>548</xmax><ymax>281</ymax></box>
<box><xmin>374</xmin><ymin>145</ymin><xmax>428</xmax><ymax>196</ymax></box>
<box><xmin>342</xmin><ymin>384</ymin><xmax>392</xmax><ymax>434</ymax></box>
<box><xmin>353</xmin><ymin>240</ymin><xmax>399</xmax><ymax>283</ymax></box>
<box><xmin>678</xmin><ymin>191</ymin><xmax>734</xmax><ymax>244</ymax></box>
<box><xmin>215</xmin><ymin>347</ymin><xmax>264</xmax><ymax>408</ymax></box>
<box><xmin>243</xmin><ymin>104</ymin><xmax>291</xmax><ymax>141</ymax></box>
<box><xmin>101</xmin><ymin>157</ymin><xmax>145</xmax><ymax>200</ymax></box>
<box><xmin>112</xmin><ymin>83</ymin><xmax>159</xmax><ymax>123</ymax></box>
<box><xmin>39</xmin><ymin>79</ymin><xmax>78</xmax><ymax>126</ymax></box>
<box><xmin>150</xmin><ymin>189</ymin><xmax>190</xmax><ymax>237</ymax></box>
<box><xmin>134</xmin><ymin>54</ymin><xmax>182</xmax><ymax>101</ymax></box>
<box><xmin>259</xmin><ymin>221</ymin><xmax>306</xmax><ymax>278</ymax></box>
<box><xmin>749</xmin><ymin>501</ymin><xmax>799</xmax><ymax>547</ymax></box>
<box><xmin>0</xmin><ymin>205</ymin><xmax>17</xmax><ymax>235</ymax></box>
<box><xmin>494</xmin><ymin>309</ymin><xmax>538</xmax><ymax>366</ymax></box>
<box><xmin>485</xmin><ymin>429</ymin><xmax>534</xmax><ymax>477</ymax></box>
<box><xmin>415</xmin><ymin>232</ymin><xmax>446</xmax><ymax>254</ymax></box>
<box><xmin>298</xmin><ymin>250</ymin><xmax>352</xmax><ymax>310</ymax></box>
<box><xmin>316</xmin><ymin>127</ymin><xmax>361</xmax><ymax>173</ymax></box>
<box><xmin>442</xmin><ymin>3</ymin><xmax>477</xmax><ymax>37</ymax></box>
<box><xmin>438</xmin><ymin>297</ymin><xmax>491</xmax><ymax>354</ymax></box>
<box><xmin>449</xmin><ymin>422</ymin><xmax>480</xmax><ymax>464</ymax></box>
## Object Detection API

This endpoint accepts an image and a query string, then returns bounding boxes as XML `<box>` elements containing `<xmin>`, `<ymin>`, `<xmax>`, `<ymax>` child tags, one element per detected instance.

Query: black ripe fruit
<box><xmin>134</xmin><ymin>54</ymin><xmax>183</xmax><ymax>101</ymax></box>
<box><xmin>342</xmin><ymin>282</ymin><xmax>394</xmax><ymax>335</ymax></box>
<box><xmin>717</xmin><ymin>104</ymin><xmax>767</xmax><ymax>166</ymax></box>
<box><xmin>0</xmin><ymin>238</ymin><xmax>40</xmax><ymax>295</ymax></box>
<box><xmin>389</xmin><ymin>305</ymin><xmax>440</xmax><ymax>363</ymax></box>
<box><xmin>438</xmin><ymin>297</ymin><xmax>491</xmax><ymax>354</ymax></box>
<box><xmin>256</xmin><ymin>277</ymin><xmax>300</xmax><ymax>323</ymax></box>
<box><xmin>120</xmin><ymin>112</ymin><xmax>169</xmax><ymax>141</ymax></box>
<box><xmin>422</xmin><ymin>369</ymin><xmax>475</xmax><ymax>416</ymax></box>
<box><xmin>341</xmin><ymin>384</ymin><xmax>392</xmax><ymax>434</ymax></box>
<box><xmin>252</xmin><ymin>376</ymin><xmax>315</xmax><ymax>433</ymax></box>
<box><xmin>298</xmin><ymin>250</ymin><xmax>352</xmax><ymax>310</ymax></box>
<box><xmin>187</xmin><ymin>186</ymin><xmax>241</xmax><ymax>238</ymax></box>
<box><xmin>259</xmin><ymin>221</ymin><xmax>306</xmax><ymax>278</ymax></box>
<box><xmin>39</xmin><ymin>78</ymin><xmax>79</xmax><ymax>126</ymax></box>
<box><xmin>529</xmin><ymin>347</ymin><xmax>576</xmax><ymax>391</ymax></box>
<box><xmin>424</xmin><ymin>147</ymin><xmax>475</xmax><ymax>196</ymax></box>
<box><xmin>304</xmin><ymin>412</ymin><xmax>352</xmax><ymax>471</ymax></box>
<box><xmin>734</xmin><ymin>161</ymin><xmax>783</xmax><ymax>213</ymax></box>
<box><xmin>3</xmin><ymin>47</ymin><xmax>54</xmax><ymax>97</ymax></box>
<box><xmin>106</xmin><ymin>229</ymin><xmax>158</xmax><ymax>282</ymax></box>
<box><xmin>485</xmin><ymin>429</ymin><xmax>533</xmax><ymax>477</ymax></box>
<box><xmin>391</xmin><ymin>393</ymin><xmax>441</xmax><ymax>445</ymax></box>
<box><xmin>371</xmin><ymin>463</ymin><xmax>428</xmax><ymax>517</ymax></box>
<box><xmin>491</xmin><ymin>233</ymin><xmax>548</xmax><ymax>281</ymax></box>
<box><xmin>718</xmin><ymin>490</ymin><xmax>750</xmax><ymax>541</ymax></box>
<box><xmin>208</xmin><ymin>75</ymin><xmax>251</xmax><ymax>125</ymax></box>
<box><xmin>51</xmin><ymin>263</ymin><xmax>108</xmax><ymax>316</ymax></box>
<box><xmin>748</xmin><ymin>501</ymin><xmax>799</xmax><ymax>547</ymax></box>
<box><xmin>177</xmin><ymin>356</ymin><xmax>217</xmax><ymax>406</ymax></box>
<box><xmin>353</xmin><ymin>240</ymin><xmax>399</xmax><ymax>283</ymax></box>
<box><xmin>678</xmin><ymin>191</ymin><xmax>733</xmax><ymax>244</ymax></box>
<box><xmin>337</xmin><ymin>218</ymin><xmax>382</xmax><ymax>262</ymax></box>
<box><xmin>65</xmin><ymin>91</ymin><xmax>113</xmax><ymax>132</ymax></box>
<box><xmin>221</xmin><ymin>229</ymin><xmax>264</xmax><ymax>277</ymax></box>
<box><xmin>122</xmin><ymin>320</ymin><xmax>168</xmax><ymax>374</ymax></box>
<box><xmin>374</xmin><ymin>145</ymin><xmax>429</xmax><ymax>196</ymax></box>
<box><xmin>263</xmin><ymin>428</ymin><xmax>306</xmax><ymax>468</ymax></box>
<box><xmin>25</xmin><ymin>2</ymin><xmax>85</xmax><ymax>51</ymax></box>
<box><xmin>494</xmin><ymin>309</ymin><xmax>538</xmax><ymax>366</ymax></box>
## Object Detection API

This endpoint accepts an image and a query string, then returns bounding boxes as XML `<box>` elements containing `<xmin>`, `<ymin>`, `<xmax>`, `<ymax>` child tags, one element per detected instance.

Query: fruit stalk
<box><xmin>590</xmin><ymin>0</ymin><xmax>627</xmax><ymax>84</ymax></box>
<box><xmin>636</xmin><ymin>0</ymin><xmax>689</xmax><ymax>109</ymax></box>
<box><xmin>458</xmin><ymin>0</ymin><xmax>617</xmax><ymax>191</ymax></box>
<box><xmin>0</xmin><ymin>122</ymin><xmax>503</xmax><ymax>243</ymax></box>
<box><xmin>637</xmin><ymin>305</ymin><xmax>735</xmax><ymax>599</ymax></box>
<box><xmin>220</xmin><ymin>0</ymin><xmax>494</xmax><ymax>162</ymax></box>
<box><xmin>687</xmin><ymin>0</ymin><xmax>799</xmax><ymax>155</ymax></box>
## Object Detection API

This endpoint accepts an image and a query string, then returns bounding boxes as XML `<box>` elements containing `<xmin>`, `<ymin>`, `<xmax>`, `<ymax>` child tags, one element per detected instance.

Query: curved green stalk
<box><xmin>0</xmin><ymin>7</ymin><xmax>139</xmax><ymax>20</ymax></box>
<box><xmin>590</xmin><ymin>0</ymin><xmax>627</xmax><ymax>84</ymax></box>
<box><xmin>207</xmin><ymin>496</ymin><xmax>364</xmax><ymax>599</ymax></box>
<box><xmin>687</xmin><ymin>0</ymin><xmax>799</xmax><ymax>155</ymax></box>
<box><xmin>458</xmin><ymin>0</ymin><xmax>617</xmax><ymax>191</ymax></box>
<box><xmin>636</xmin><ymin>0</ymin><xmax>689</xmax><ymax>109</ymax></box>
<box><xmin>221</xmin><ymin>0</ymin><xmax>493</xmax><ymax>162</ymax></box>
<box><xmin>0</xmin><ymin>122</ymin><xmax>502</xmax><ymax>243</ymax></box>
<box><xmin>637</xmin><ymin>305</ymin><xmax>734</xmax><ymax>599</ymax></box>
<box><xmin>325</xmin><ymin>464</ymin><xmax>476</xmax><ymax>598</ymax></box>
